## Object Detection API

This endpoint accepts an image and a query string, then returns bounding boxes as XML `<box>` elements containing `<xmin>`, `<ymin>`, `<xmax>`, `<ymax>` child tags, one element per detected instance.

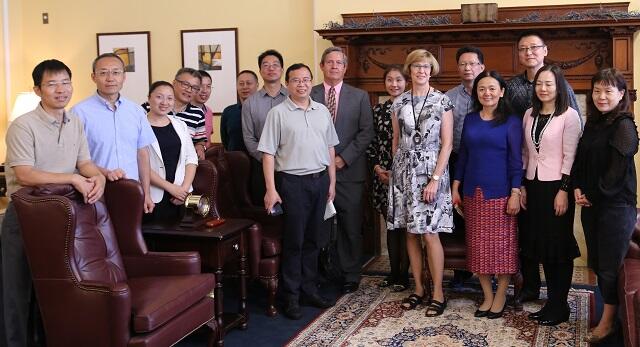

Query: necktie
<box><xmin>327</xmin><ymin>87</ymin><xmax>337</xmax><ymax>122</ymax></box>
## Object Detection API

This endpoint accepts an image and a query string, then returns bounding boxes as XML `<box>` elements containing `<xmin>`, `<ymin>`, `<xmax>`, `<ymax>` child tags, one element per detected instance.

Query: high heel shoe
<box><xmin>486</xmin><ymin>305</ymin><xmax>505</xmax><ymax>319</ymax></box>
<box><xmin>474</xmin><ymin>309</ymin><xmax>489</xmax><ymax>318</ymax></box>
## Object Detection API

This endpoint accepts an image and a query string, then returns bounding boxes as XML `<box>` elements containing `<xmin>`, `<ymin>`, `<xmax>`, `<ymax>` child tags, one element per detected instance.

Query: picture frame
<box><xmin>96</xmin><ymin>31</ymin><xmax>151</xmax><ymax>104</ymax></box>
<box><xmin>181</xmin><ymin>28</ymin><xmax>239</xmax><ymax>113</ymax></box>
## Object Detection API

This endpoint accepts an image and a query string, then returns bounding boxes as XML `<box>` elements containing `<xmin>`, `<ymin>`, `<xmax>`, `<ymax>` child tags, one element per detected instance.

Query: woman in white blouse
<box><xmin>144</xmin><ymin>81</ymin><xmax>198</xmax><ymax>223</ymax></box>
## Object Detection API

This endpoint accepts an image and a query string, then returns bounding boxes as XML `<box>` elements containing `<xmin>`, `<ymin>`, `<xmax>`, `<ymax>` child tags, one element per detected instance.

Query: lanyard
<box><xmin>411</xmin><ymin>87</ymin><xmax>431</xmax><ymax>132</ymax></box>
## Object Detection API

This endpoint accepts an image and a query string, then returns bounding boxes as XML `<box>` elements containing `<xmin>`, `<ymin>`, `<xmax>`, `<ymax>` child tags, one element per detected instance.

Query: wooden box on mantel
<box><xmin>461</xmin><ymin>3</ymin><xmax>498</xmax><ymax>23</ymax></box>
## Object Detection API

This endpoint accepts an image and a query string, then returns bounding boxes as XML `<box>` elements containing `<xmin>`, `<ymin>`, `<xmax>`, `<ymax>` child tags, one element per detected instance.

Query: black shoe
<box><xmin>516</xmin><ymin>290</ymin><xmax>539</xmax><ymax>303</ymax></box>
<box><xmin>474</xmin><ymin>309</ymin><xmax>489</xmax><ymax>318</ymax></box>
<box><xmin>301</xmin><ymin>294</ymin><xmax>335</xmax><ymax>309</ymax></box>
<box><xmin>528</xmin><ymin>307</ymin><xmax>546</xmax><ymax>321</ymax></box>
<box><xmin>487</xmin><ymin>305</ymin><xmax>506</xmax><ymax>319</ymax></box>
<box><xmin>538</xmin><ymin>310</ymin><xmax>570</xmax><ymax>326</ymax></box>
<box><xmin>343</xmin><ymin>281</ymin><xmax>359</xmax><ymax>294</ymax></box>
<box><xmin>282</xmin><ymin>299</ymin><xmax>302</xmax><ymax>320</ymax></box>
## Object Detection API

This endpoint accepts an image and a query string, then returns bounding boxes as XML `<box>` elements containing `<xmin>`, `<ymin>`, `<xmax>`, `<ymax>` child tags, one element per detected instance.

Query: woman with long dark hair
<box><xmin>367</xmin><ymin>65</ymin><xmax>410</xmax><ymax>291</ymax></box>
<box><xmin>452</xmin><ymin>70</ymin><xmax>523</xmax><ymax>319</ymax></box>
<box><xmin>520</xmin><ymin>65</ymin><xmax>582</xmax><ymax>326</ymax></box>
<box><xmin>572</xmin><ymin>68</ymin><xmax>638</xmax><ymax>343</ymax></box>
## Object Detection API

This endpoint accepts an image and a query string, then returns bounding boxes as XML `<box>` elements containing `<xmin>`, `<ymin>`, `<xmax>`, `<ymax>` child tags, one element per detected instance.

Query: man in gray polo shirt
<box><xmin>2</xmin><ymin>59</ymin><xmax>105</xmax><ymax>347</ymax></box>
<box><xmin>242</xmin><ymin>49</ymin><xmax>288</xmax><ymax>205</ymax></box>
<box><xmin>258</xmin><ymin>63</ymin><xmax>339</xmax><ymax>320</ymax></box>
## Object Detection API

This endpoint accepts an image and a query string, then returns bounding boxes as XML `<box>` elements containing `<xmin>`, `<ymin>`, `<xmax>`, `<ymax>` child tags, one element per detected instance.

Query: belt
<box><xmin>280</xmin><ymin>169</ymin><xmax>327</xmax><ymax>179</ymax></box>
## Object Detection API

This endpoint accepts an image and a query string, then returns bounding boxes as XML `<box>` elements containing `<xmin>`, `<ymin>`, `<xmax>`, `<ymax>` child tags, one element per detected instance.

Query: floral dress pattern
<box><xmin>366</xmin><ymin>99</ymin><xmax>394</xmax><ymax>215</ymax></box>
<box><xmin>387</xmin><ymin>89</ymin><xmax>454</xmax><ymax>234</ymax></box>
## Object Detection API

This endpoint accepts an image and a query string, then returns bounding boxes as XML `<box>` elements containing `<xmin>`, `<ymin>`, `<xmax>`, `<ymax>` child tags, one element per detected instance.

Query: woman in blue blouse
<box><xmin>452</xmin><ymin>70</ymin><xmax>523</xmax><ymax>319</ymax></box>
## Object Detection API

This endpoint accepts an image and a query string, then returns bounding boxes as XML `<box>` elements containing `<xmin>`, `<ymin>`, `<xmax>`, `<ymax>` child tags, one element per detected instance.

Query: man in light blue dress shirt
<box><xmin>71</xmin><ymin>53</ymin><xmax>155</xmax><ymax>212</ymax></box>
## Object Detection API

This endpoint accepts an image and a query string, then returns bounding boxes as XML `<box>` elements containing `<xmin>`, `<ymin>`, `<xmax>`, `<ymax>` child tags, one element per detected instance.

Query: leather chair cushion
<box><xmin>262</xmin><ymin>236</ymin><xmax>281</xmax><ymax>257</ymax></box>
<box><xmin>620</xmin><ymin>258</ymin><xmax>640</xmax><ymax>295</ymax></box>
<box><xmin>129</xmin><ymin>274</ymin><xmax>215</xmax><ymax>333</ymax></box>
<box><xmin>439</xmin><ymin>233</ymin><xmax>467</xmax><ymax>258</ymax></box>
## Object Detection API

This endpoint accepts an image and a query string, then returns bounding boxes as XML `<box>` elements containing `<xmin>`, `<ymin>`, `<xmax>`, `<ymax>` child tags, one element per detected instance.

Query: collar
<box><xmin>458</xmin><ymin>83</ymin><xmax>472</xmax><ymax>96</ymax></box>
<box><xmin>323</xmin><ymin>80</ymin><xmax>343</xmax><ymax>92</ymax></box>
<box><xmin>35</xmin><ymin>103</ymin><xmax>70</xmax><ymax>125</ymax></box>
<box><xmin>258</xmin><ymin>85</ymin><xmax>287</xmax><ymax>97</ymax></box>
<box><xmin>520</xmin><ymin>71</ymin><xmax>534</xmax><ymax>84</ymax></box>
<box><xmin>94</xmin><ymin>92</ymin><xmax>123</xmax><ymax>109</ymax></box>
<box><xmin>284</xmin><ymin>96</ymin><xmax>318</xmax><ymax>111</ymax></box>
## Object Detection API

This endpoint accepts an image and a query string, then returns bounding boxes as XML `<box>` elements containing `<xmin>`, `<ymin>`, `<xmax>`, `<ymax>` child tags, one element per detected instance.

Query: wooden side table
<box><xmin>142</xmin><ymin>218</ymin><xmax>254</xmax><ymax>346</ymax></box>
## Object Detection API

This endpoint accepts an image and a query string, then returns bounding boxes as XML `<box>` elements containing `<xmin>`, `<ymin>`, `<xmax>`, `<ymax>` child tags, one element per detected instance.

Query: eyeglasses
<box><xmin>95</xmin><ymin>69</ymin><xmax>124</xmax><ymax>78</ymax></box>
<box><xmin>175</xmin><ymin>79</ymin><xmax>201</xmax><ymax>92</ymax></box>
<box><xmin>517</xmin><ymin>45</ymin><xmax>545</xmax><ymax>54</ymax></box>
<box><xmin>411</xmin><ymin>64</ymin><xmax>431</xmax><ymax>70</ymax></box>
<box><xmin>289</xmin><ymin>77</ymin><xmax>312</xmax><ymax>85</ymax></box>
<box><xmin>261</xmin><ymin>63</ymin><xmax>282</xmax><ymax>70</ymax></box>
<box><xmin>41</xmin><ymin>80</ymin><xmax>72</xmax><ymax>89</ymax></box>
<box><xmin>458</xmin><ymin>62</ymin><xmax>481</xmax><ymax>68</ymax></box>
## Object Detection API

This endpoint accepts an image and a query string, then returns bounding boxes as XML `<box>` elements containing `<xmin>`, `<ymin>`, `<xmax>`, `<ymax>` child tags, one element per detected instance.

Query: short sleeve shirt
<box><xmin>258</xmin><ymin>97</ymin><xmax>339</xmax><ymax>175</ymax></box>
<box><xmin>71</xmin><ymin>93</ymin><xmax>155</xmax><ymax>181</ymax></box>
<box><xmin>5</xmin><ymin>104</ymin><xmax>91</xmax><ymax>196</ymax></box>
<box><xmin>445</xmin><ymin>84</ymin><xmax>473</xmax><ymax>153</ymax></box>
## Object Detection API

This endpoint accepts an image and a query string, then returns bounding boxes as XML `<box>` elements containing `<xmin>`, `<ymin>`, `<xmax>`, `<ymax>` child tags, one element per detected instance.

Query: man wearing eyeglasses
<box><xmin>445</xmin><ymin>45</ymin><xmax>485</xmax><ymax>289</ymax></box>
<box><xmin>3</xmin><ymin>59</ymin><xmax>105</xmax><ymax>347</ymax></box>
<box><xmin>242</xmin><ymin>49</ymin><xmax>288</xmax><ymax>205</ymax></box>
<box><xmin>506</xmin><ymin>31</ymin><xmax>581</xmax><ymax>120</ymax></box>
<box><xmin>310</xmin><ymin>46</ymin><xmax>374</xmax><ymax>294</ymax></box>
<box><xmin>71</xmin><ymin>53</ymin><xmax>156</xmax><ymax>213</ymax></box>
<box><xmin>259</xmin><ymin>63</ymin><xmax>338</xmax><ymax>319</ymax></box>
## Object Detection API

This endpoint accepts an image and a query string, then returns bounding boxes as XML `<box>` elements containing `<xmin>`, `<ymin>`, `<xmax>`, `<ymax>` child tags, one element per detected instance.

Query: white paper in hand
<box><xmin>324</xmin><ymin>200</ymin><xmax>336</xmax><ymax>220</ymax></box>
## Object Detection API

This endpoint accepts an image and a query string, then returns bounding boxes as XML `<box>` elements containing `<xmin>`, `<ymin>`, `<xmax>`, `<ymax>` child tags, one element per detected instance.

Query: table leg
<box><xmin>239</xmin><ymin>226</ymin><xmax>250</xmax><ymax>329</ymax></box>
<box><xmin>215</xmin><ymin>266</ymin><xmax>224</xmax><ymax>347</ymax></box>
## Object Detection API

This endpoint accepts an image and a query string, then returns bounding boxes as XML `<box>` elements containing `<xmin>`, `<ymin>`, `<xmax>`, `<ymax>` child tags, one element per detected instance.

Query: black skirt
<box><xmin>520</xmin><ymin>178</ymin><xmax>580</xmax><ymax>262</ymax></box>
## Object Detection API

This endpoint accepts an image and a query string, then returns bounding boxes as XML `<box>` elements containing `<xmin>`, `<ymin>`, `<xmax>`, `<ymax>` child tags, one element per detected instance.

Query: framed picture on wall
<box><xmin>96</xmin><ymin>31</ymin><xmax>151</xmax><ymax>104</ymax></box>
<box><xmin>181</xmin><ymin>28</ymin><xmax>238</xmax><ymax>113</ymax></box>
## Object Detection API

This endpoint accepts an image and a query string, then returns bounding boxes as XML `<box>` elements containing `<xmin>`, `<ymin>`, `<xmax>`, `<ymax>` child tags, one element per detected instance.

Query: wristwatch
<box><xmin>432</xmin><ymin>174</ymin><xmax>440</xmax><ymax>181</ymax></box>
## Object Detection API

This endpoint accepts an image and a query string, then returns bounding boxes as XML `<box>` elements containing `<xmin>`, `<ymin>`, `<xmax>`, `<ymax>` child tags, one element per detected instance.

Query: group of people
<box><xmin>368</xmin><ymin>31</ymin><xmax>637</xmax><ymax>344</ymax></box>
<box><xmin>0</xmin><ymin>29</ymin><xmax>637</xmax><ymax>346</ymax></box>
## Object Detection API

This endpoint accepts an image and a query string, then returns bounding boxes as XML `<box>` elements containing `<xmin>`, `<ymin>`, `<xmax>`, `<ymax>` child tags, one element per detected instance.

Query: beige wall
<box><xmin>6</xmin><ymin>0</ymin><xmax>314</xmax><ymax>146</ymax></box>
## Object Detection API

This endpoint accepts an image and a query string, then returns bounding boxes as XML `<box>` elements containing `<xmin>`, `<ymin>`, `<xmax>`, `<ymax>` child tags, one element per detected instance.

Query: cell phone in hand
<box><xmin>269</xmin><ymin>202</ymin><xmax>283</xmax><ymax>216</ymax></box>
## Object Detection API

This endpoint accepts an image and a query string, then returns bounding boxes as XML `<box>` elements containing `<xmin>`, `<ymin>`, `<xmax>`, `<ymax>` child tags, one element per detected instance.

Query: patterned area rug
<box><xmin>286</xmin><ymin>276</ymin><xmax>593</xmax><ymax>347</ymax></box>
<box><xmin>363</xmin><ymin>255</ymin><xmax>597</xmax><ymax>286</ymax></box>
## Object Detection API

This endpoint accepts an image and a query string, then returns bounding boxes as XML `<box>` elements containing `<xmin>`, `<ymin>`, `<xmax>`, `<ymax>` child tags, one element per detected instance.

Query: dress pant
<box><xmin>541</xmin><ymin>261</ymin><xmax>573</xmax><ymax>316</ymax></box>
<box><xmin>1</xmin><ymin>204</ymin><xmax>31</xmax><ymax>347</ymax></box>
<box><xmin>277</xmin><ymin>171</ymin><xmax>329</xmax><ymax>300</ymax></box>
<box><xmin>250</xmin><ymin>158</ymin><xmax>267</xmax><ymax>206</ymax></box>
<box><xmin>334</xmin><ymin>181</ymin><xmax>365</xmax><ymax>283</ymax></box>
<box><xmin>581</xmin><ymin>202</ymin><xmax>636</xmax><ymax>304</ymax></box>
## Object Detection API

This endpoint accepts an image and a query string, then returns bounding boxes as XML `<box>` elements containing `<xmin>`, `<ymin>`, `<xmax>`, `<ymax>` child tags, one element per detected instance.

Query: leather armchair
<box><xmin>205</xmin><ymin>145</ymin><xmax>281</xmax><ymax>316</ymax></box>
<box><xmin>12</xmin><ymin>180</ymin><xmax>217</xmax><ymax>347</ymax></box>
<box><xmin>619</xmin><ymin>210</ymin><xmax>640</xmax><ymax>347</ymax></box>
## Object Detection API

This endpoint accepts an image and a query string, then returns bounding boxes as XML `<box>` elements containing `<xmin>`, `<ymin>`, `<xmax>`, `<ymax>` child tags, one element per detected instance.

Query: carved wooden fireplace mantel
<box><xmin>316</xmin><ymin>2</ymin><xmax>640</xmax><ymax>101</ymax></box>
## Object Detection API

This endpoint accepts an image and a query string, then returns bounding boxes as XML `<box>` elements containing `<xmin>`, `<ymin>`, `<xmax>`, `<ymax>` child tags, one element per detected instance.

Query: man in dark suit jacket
<box><xmin>310</xmin><ymin>46</ymin><xmax>374</xmax><ymax>293</ymax></box>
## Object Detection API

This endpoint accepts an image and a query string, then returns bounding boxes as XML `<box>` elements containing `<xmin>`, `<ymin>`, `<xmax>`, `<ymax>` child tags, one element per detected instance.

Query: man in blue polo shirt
<box><xmin>71</xmin><ymin>53</ymin><xmax>155</xmax><ymax>212</ymax></box>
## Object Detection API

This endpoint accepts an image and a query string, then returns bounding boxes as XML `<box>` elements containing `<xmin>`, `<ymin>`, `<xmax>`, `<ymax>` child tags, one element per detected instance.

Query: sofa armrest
<box><xmin>123</xmin><ymin>251</ymin><xmax>202</xmax><ymax>277</ymax></box>
<box><xmin>241</xmin><ymin>206</ymin><xmax>282</xmax><ymax>227</ymax></box>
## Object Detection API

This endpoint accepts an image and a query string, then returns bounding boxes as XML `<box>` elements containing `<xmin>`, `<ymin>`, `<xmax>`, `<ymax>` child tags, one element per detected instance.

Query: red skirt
<box><xmin>464</xmin><ymin>188</ymin><xmax>518</xmax><ymax>274</ymax></box>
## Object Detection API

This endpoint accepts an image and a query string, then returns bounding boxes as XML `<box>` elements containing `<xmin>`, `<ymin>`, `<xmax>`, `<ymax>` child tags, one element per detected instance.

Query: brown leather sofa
<box><xmin>205</xmin><ymin>145</ymin><xmax>282</xmax><ymax>316</ymax></box>
<box><xmin>619</xmin><ymin>210</ymin><xmax>640</xmax><ymax>347</ymax></box>
<box><xmin>12</xmin><ymin>180</ymin><xmax>217</xmax><ymax>347</ymax></box>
